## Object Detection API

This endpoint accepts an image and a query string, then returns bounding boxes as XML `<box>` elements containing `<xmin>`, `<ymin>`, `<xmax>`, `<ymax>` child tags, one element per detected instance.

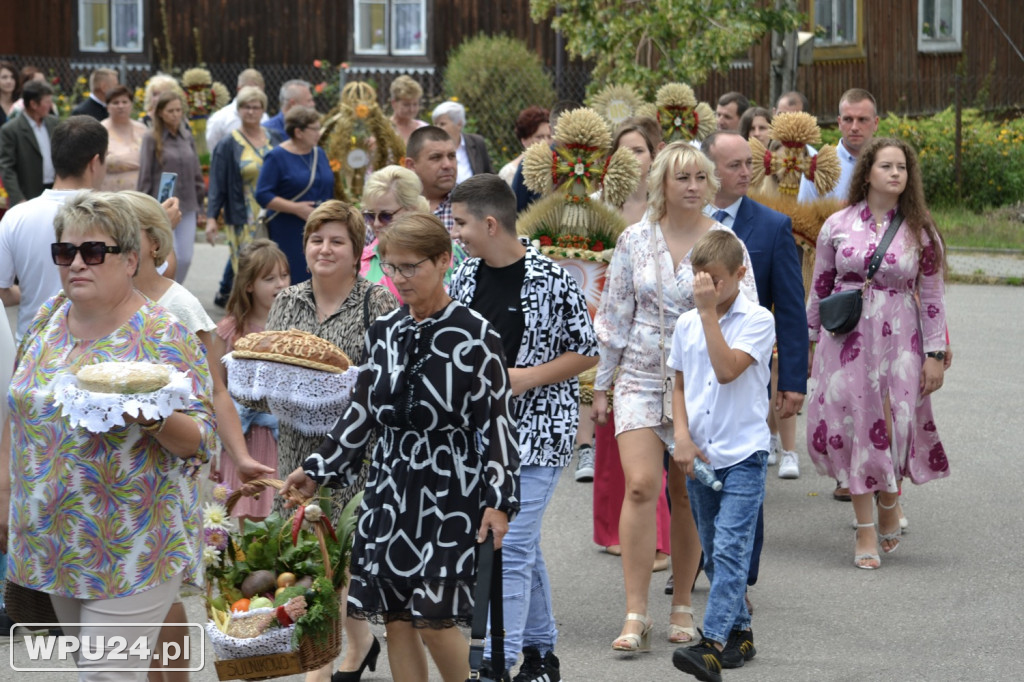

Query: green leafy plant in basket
<box><xmin>204</xmin><ymin>482</ymin><xmax>363</xmax><ymax>647</ymax></box>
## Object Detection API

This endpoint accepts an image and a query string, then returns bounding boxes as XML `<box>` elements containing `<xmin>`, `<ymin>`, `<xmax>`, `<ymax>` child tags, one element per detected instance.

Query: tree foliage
<box><xmin>530</xmin><ymin>0</ymin><xmax>802</xmax><ymax>96</ymax></box>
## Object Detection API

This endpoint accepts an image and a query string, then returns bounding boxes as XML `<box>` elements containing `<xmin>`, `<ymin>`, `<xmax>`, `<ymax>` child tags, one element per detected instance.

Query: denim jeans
<box><xmin>485</xmin><ymin>464</ymin><xmax>561</xmax><ymax>667</ymax></box>
<box><xmin>687</xmin><ymin>451</ymin><xmax>768</xmax><ymax>645</ymax></box>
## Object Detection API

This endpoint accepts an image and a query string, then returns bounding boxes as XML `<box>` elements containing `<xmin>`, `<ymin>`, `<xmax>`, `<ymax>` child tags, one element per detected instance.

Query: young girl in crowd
<box><xmin>215</xmin><ymin>239</ymin><xmax>291</xmax><ymax>522</ymax></box>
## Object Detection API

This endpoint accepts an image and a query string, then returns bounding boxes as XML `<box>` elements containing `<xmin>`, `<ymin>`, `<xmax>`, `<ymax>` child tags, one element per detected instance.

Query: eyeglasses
<box><xmin>239</xmin><ymin>103</ymin><xmax>264</xmax><ymax>111</ymax></box>
<box><xmin>380</xmin><ymin>257</ymin><xmax>430</xmax><ymax>279</ymax></box>
<box><xmin>362</xmin><ymin>209</ymin><xmax>402</xmax><ymax>226</ymax></box>
<box><xmin>51</xmin><ymin>241</ymin><xmax>122</xmax><ymax>266</ymax></box>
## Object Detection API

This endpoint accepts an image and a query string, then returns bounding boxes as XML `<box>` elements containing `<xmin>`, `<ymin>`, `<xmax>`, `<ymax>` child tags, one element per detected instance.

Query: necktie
<box><xmin>712</xmin><ymin>209</ymin><xmax>729</xmax><ymax>224</ymax></box>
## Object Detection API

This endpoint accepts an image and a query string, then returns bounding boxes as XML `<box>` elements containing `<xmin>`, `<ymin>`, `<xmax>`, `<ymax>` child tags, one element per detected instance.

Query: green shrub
<box><xmin>443</xmin><ymin>34</ymin><xmax>557</xmax><ymax>167</ymax></box>
<box><xmin>819</xmin><ymin>109</ymin><xmax>1024</xmax><ymax>210</ymax></box>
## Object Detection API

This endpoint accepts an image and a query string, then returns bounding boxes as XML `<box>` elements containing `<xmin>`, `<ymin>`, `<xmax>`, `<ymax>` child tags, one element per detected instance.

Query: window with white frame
<box><xmin>919</xmin><ymin>0</ymin><xmax>962</xmax><ymax>53</ymax></box>
<box><xmin>354</xmin><ymin>0</ymin><xmax>427</xmax><ymax>57</ymax></box>
<box><xmin>78</xmin><ymin>0</ymin><xmax>143</xmax><ymax>53</ymax></box>
<box><xmin>814</xmin><ymin>0</ymin><xmax>858</xmax><ymax>47</ymax></box>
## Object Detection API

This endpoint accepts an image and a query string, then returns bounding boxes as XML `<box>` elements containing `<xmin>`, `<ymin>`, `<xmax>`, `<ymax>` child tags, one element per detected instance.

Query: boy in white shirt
<box><xmin>667</xmin><ymin>230</ymin><xmax>775</xmax><ymax>682</ymax></box>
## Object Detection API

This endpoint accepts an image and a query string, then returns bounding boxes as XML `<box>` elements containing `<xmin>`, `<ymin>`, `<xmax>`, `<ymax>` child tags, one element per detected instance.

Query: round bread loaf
<box><xmin>233</xmin><ymin>329</ymin><xmax>351</xmax><ymax>373</ymax></box>
<box><xmin>76</xmin><ymin>361</ymin><xmax>172</xmax><ymax>394</ymax></box>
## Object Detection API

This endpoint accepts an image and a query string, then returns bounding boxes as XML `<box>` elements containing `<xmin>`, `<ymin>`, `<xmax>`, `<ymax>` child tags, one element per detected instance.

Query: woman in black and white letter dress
<box><xmin>282</xmin><ymin>212</ymin><xmax>520</xmax><ymax>682</ymax></box>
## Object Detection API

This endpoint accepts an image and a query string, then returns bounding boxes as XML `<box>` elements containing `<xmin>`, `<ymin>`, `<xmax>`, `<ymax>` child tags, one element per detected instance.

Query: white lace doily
<box><xmin>207</xmin><ymin>608</ymin><xmax>296</xmax><ymax>660</ymax></box>
<box><xmin>224</xmin><ymin>354</ymin><xmax>360</xmax><ymax>436</ymax></box>
<box><xmin>52</xmin><ymin>370</ymin><xmax>195</xmax><ymax>434</ymax></box>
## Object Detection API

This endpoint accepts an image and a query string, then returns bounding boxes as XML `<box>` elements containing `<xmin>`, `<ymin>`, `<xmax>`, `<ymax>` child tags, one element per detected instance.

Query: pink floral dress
<box><xmin>594</xmin><ymin>215</ymin><xmax>757</xmax><ymax>441</ymax></box>
<box><xmin>806</xmin><ymin>202</ymin><xmax>949</xmax><ymax>494</ymax></box>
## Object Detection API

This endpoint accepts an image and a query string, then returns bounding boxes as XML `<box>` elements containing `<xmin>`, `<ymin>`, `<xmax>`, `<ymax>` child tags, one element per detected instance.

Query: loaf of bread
<box><xmin>76</xmin><ymin>361</ymin><xmax>172</xmax><ymax>394</ymax></box>
<box><xmin>233</xmin><ymin>329</ymin><xmax>351</xmax><ymax>373</ymax></box>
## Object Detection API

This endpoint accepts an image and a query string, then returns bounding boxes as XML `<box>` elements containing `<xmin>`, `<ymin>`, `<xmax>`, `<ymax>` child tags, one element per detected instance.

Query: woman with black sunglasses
<box><xmin>360</xmin><ymin>165</ymin><xmax>467</xmax><ymax>303</ymax></box>
<box><xmin>3</xmin><ymin>192</ymin><xmax>216</xmax><ymax>680</ymax></box>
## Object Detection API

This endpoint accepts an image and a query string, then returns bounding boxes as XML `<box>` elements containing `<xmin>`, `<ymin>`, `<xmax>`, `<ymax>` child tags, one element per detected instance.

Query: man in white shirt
<box><xmin>797</xmin><ymin>88</ymin><xmax>879</xmax><ymax>203</ymax></box>
<box><xmin>0</xmin><ymin>117</ymin><xmax>108</xmax><ymax>340</ymax></box>
<box><xmin>431</xmin><ymin>101</ymin><xmax>494</xmax><ymax>184</ymax></box>
<box><xmin>205</xmin><ymin>68</ymin><xmax>270</xmax><ymax>151</ymax></box>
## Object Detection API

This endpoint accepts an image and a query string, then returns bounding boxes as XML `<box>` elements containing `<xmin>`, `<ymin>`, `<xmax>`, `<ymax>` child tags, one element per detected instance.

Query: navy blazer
<box><xmin>731</xmin><ymin>196</ymin><xmax>809</xmax><ymax>394</ymax></box>
<box><xmin>71</xmin><ymin>97</ymin><xmax>108</xmax><ymax>121</ymax></box>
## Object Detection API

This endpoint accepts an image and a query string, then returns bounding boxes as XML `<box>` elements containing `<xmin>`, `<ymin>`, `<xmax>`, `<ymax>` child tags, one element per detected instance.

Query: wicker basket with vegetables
<box><xmin>203</xmin><ymin>479</ymin><xmax>363</xmax><ymax>680</ymax></box>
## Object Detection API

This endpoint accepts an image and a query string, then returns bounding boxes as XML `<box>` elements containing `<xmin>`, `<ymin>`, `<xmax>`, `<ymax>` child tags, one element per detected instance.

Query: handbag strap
<box><xmin>648</xmin><ymin>224</ymin><xmax>669</xmax><ymax>388</ymax></box>
<box><xmin>264</xmin><ymin>147</ymin><xmax>320</xmax><ymax>225</ymax></box>
<box><xmin>864</xmin><ymin>212</ymin><xmax>904</xmax><ymax>284</ymax></box>
<box><xmin>468</xmin><ymin>531</ymin><xmax>504</xmax><ymax>677</ymax></box>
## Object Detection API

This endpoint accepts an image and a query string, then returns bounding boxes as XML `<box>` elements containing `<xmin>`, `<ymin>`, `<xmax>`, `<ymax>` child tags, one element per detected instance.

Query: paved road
<box><xmin>2</xmin><ymin>243</ymin><xmax>1021</xmax><ymax>681</ymax></box>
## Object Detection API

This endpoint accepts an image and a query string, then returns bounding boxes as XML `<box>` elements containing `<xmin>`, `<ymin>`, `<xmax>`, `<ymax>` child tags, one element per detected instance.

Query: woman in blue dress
<box><xmin>255</xmin><ymin>105</ymin><xmax>334</xmax><ymax>283</ymax></box>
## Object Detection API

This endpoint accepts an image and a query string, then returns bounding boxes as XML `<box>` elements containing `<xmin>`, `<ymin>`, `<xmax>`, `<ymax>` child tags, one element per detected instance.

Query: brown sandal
<box><xmin>833</xmin><ymin>484</ymin><xmax>852</xmax><ymax>502</ymax></box>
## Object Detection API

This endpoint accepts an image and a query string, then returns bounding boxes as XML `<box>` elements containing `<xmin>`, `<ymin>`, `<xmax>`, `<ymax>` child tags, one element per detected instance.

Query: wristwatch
<box><xmin>926</xmin><ymin>351</ymin><xmax>946</xmax><ymax>362</ymax></box>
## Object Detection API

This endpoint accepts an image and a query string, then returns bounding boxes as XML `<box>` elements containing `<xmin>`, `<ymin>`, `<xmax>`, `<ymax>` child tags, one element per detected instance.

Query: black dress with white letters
<box><xmin>304</xmin><ymin>300</ymin><xmax>520</xmax><ymax>628</ymax></box>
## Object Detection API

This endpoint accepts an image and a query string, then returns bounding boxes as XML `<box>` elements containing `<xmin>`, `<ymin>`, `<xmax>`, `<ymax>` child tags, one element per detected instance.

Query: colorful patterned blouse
<box><xmin>7</xmin><ymin>296</ymin><xmax>217</xmax><ymax>600</ymax></box>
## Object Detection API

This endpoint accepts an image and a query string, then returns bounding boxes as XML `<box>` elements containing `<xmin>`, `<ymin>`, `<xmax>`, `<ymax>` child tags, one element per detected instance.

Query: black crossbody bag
<box><xmin>819</xmin><ymin>213</ymin><xmax>903</xmax><ymax>335</ymax></box>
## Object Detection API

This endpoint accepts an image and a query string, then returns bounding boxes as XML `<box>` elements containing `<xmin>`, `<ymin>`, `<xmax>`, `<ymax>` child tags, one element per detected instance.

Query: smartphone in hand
<box><xmin>157</xmin><ymin>172</ymin><xmax>178</xmax><ymax>202</ymax></box>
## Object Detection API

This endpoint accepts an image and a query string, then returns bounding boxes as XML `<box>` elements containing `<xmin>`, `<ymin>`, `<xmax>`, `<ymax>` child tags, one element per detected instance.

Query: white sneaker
<box><xmin>767</xmin><ymin>434</ymin><xmax>780</xmax><ymax>465</ymax></box>
<box><xmin>778</xmin><ymin>451</ymin><xmax>800</xmax><ymax>479</ymax></box>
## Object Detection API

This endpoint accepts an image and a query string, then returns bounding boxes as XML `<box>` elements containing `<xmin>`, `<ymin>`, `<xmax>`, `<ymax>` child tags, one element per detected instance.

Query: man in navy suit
<box><xmin>702</xmin><ymin>131</ymin><xmax>807</xmax><ymax>608</ymax></box>
<box><xmin>71</xmin><ymin>68</ymin><xmax>118</xmax><ymax>121</ymax></box>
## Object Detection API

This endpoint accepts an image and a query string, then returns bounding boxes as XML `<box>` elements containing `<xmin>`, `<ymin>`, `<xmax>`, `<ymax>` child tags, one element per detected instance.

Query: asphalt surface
<box><xmin>2</xmin><ymin>242</ymin><xmax>1022</xmax><ymax>681</ymax></box>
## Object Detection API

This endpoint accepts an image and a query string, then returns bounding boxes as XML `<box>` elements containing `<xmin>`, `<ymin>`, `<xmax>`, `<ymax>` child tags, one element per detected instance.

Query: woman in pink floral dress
<box><xmin>806</xmin><ymin>138</ymin><xmax>948</xmax><ymax>570</ymax></box>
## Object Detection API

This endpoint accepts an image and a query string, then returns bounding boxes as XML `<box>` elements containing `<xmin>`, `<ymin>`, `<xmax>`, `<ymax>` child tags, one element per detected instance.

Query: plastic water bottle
<box><xmin>668</xmin><ymin>443</ymin><xmax>723</xmax><ymax>491</ymax></box>
<box><xmin>692</xmin><ymin>458</ymin><xmax>723</xmax><ymax>491</ymax></box>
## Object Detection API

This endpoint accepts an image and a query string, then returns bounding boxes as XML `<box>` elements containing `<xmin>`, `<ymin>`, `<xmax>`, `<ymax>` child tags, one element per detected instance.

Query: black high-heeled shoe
<box><xmin>332</xmin><ymin>635</ymin><xmax>381</xmax><ymax>682</ymax></box>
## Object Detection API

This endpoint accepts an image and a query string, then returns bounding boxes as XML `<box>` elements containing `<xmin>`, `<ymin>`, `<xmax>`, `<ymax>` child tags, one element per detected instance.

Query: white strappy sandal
<box><xmin>612</xmin><ymin>613</ymin><xmax>653</xmax><ymax>652</ymax></box>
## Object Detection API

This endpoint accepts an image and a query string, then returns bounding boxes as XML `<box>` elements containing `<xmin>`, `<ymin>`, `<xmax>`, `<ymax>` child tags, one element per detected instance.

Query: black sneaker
<box><xmin>672</xmin><ymin>638</ymin><xmax>723</xmax><ymax>682</ymax></box>
<box><xmin>719</xmin><ymin>629</ymin><xmax>756</xmax><ymax>669</ymax></box>
<box><xmin>213</xmin><ymin>291</ymin><xmax>229</xmax><ymax>308</ymax></box>
<box><xmin>512</xmin><ymin>646</ymin><xmax>560</xmax><ymax>682</ymax></box>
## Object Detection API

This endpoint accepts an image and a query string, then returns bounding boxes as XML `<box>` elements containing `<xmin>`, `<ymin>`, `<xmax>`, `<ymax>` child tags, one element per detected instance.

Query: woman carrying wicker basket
<box><xmin>283</xmin><ymin>212</ymin><xmax>520</xmax><ymax>682</ymax></box>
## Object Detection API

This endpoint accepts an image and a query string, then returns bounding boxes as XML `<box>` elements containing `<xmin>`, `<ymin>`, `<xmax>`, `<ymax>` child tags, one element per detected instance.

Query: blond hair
<box><xmin>109</xmin><ymin>191</ymin><xmax>173</xmax><ymax>266</ymax></box>
<box><xmin>143</xmin><ymin>74</ymin><xmax>182</xmax><ymax>112</ymax></box>
<box><xmin>390</xmin><ymin>75</ymin><xmax>423</xmax><ymax>102</ymax></box>
<box><xmin>54</xmin><ymin>191</ymin><xmax>141</xmax><ymax>256</ymax></box>
<box><xmin>235</xmin><ymin>85</ymin><xmax>267</xmax><ymax>111</ymax></box>
<box><xmin>362</xmin><ymin>165</ymin><xmax>429</xmax><ymax>212</ymax></box>
<box><xmin>647</xmin><ymin>141</ymin><xmax>719</xmax><ymax>220</ymax></box>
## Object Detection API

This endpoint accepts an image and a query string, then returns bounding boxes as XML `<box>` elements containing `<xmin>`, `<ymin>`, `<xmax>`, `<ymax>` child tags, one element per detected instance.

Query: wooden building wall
<box><xmin>1</xmin><ymin>1</ymin><xmax>1019</xmax><ymax>119</ymax></box>
<box><xmin>692</xmin><ymin>0</ymin><xmax>1024</xmax><ymax>118</ymax></box>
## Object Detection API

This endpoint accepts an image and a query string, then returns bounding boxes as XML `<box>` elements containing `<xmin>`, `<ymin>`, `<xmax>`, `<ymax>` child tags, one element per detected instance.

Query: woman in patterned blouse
<box><xmin>264</xmin><ymin>200</ymin><xmax>397</xmax><ymax>680</ymax></box>
<box><xmin>3</xmin><ymin>192</ymin><xmax>217</xmax><ymax>680</ymax></box>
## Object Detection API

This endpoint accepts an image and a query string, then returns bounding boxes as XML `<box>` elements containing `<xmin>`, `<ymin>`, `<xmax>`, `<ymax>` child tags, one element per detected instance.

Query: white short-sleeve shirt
<box><xmin>667</xmin><ymin>292</ymin><xmax>776</xmax><ymax>468</ymax></box>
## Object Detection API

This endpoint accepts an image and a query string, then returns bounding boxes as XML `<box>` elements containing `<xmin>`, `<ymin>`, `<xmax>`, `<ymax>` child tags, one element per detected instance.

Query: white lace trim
<box><xmin>51</xmin><ymin>370</ymin><xmax>195</xmax><ymax>434</ymax></box>
<box><xmin>224</xmin><ymin>354</ymin><xmax>360</xmax><ymax>437</ymax></box>
<box><xmin>207</xmin><ymin>608</ymin><xmax>296</xmax><ymax>660</ymax></box>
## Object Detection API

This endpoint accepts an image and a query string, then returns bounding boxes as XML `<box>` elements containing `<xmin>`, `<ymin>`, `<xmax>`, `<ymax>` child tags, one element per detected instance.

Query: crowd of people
<box><xmin>0</xmin><ymin>62</ymin><xmax>950</xmax><ymax>682</ymax></box>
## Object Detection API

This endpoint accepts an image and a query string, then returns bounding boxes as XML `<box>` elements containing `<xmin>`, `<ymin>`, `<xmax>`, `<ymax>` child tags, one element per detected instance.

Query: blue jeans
<box><xmin>485</xmin><ymin>464</ymin><xmax>561</xmax><ymax>666</ymax></box>
<box><xmin>687</xmin><ymin>451</ymin><xmax>768</xmax><ymax>645</ymax></box>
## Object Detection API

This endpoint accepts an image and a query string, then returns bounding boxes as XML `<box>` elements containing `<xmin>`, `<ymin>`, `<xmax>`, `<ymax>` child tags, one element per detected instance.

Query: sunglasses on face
<box><xmin>51</xmin><ymin>241</ymin><xmax>122</xmax><ymax>266</ymax></box>
<box><xmin>362</xmin><ymin>209</ymin><xmax>401</xmax><ymax>226</ymax></box>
